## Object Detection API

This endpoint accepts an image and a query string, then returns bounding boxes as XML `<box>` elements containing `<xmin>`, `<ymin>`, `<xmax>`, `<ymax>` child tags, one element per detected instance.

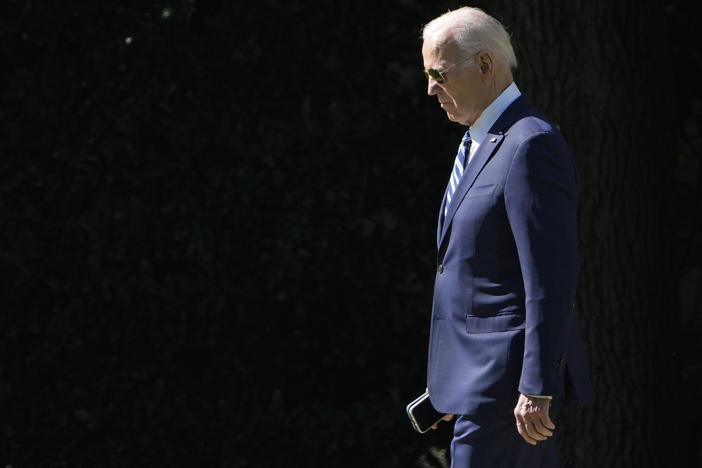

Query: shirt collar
<box><xmin>468</xmin><ymin>82</ymin><xmax>521</xmax><ymax>144</ymax></box>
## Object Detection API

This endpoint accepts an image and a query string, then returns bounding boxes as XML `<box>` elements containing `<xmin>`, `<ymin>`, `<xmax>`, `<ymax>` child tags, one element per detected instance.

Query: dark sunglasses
<box><xmin>423</xmin><ymin>56</ymin><xmax>474</xmax><ymax>84</ymax></box>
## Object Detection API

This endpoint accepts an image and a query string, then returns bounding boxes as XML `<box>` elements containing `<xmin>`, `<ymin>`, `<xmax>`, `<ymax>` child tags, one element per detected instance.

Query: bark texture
<box><xmin>483</xmin><ymin>0</ymin><xmax>680</xmax><ymax>466</ymax></box>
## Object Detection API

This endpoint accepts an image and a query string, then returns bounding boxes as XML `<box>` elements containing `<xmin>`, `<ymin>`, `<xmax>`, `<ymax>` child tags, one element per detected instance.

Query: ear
<box><xmin>477</xmin><ymin>51</ymin><xmax>493</xmax><ymax>75</ymax></box>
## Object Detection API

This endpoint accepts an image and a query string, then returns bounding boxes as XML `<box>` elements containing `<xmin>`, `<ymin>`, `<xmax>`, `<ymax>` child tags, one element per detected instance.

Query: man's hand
<box><xmin>431</xmin><ymin>413</ymin><xmax>454</xmax><ymax>430</ymax></box>
<box><xmin>513</xmin><ymin>394</ymin><xmax>555</xmax><ymax>445</ymax></box>
<box><xmin>425</xmin><ymin>387</ymin><xmax>454</xmax><ymax>430</ymax></box>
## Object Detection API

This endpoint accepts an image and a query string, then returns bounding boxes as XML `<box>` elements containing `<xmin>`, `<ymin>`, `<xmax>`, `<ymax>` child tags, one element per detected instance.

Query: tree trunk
<box><xmin>481</xmin><ymin>0</ymin><xmax>681</xmax><ymax>466</ymax></box>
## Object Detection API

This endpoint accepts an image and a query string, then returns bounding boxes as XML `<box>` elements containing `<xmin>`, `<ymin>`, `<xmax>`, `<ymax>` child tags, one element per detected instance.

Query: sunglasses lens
<box><xmin>427</xmin><ymin>69</ymin><xmax>444</xmax><ymax>84</ymax></box>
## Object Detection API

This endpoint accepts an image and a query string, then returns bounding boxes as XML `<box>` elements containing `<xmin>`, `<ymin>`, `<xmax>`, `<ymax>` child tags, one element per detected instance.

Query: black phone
<box><xmin>406</xmin><ymin>391</ymin><xmax>445</xmax><ymax>433</ymax></box>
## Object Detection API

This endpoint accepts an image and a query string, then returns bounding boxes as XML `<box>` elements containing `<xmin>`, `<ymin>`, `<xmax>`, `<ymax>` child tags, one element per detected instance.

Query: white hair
<box><xmin>422</xmin><ymin>7</ymin><xmax>517</xmax><ymax>70</ymax></box>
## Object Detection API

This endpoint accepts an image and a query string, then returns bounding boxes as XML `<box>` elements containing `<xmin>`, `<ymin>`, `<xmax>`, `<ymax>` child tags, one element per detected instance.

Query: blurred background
<box><xmin>0</xmin><ymin>0</ymin><xmax>700</xmax><ymax>466</ymax></box>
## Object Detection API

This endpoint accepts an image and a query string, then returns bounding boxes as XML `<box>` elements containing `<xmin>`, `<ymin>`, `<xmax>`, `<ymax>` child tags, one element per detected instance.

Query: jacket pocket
<box><xmin>465</xmin><ymin>312</ymin><xmax>525</xmax><ymax>334</ymax></box>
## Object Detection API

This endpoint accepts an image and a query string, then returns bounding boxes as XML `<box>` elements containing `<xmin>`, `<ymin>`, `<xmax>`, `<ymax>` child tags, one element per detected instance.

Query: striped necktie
<box><xmin>443</xmin><ymin>130</ymin><xmax>472</xmax><ymax>220</ymax></box>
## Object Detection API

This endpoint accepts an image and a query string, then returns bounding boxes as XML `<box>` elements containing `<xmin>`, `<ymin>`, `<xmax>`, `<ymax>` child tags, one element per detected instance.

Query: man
<box><xmin>421</xmin><ymin>7</ymin><xmax>593</xmax><ymax>467</ymax></box>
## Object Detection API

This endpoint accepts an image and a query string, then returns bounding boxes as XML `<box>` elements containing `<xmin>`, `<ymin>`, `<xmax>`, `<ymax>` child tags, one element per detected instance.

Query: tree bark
<box><xmin>481</xmin><ymin>0</ymin><xmax>680</xmax><ymax>466</ymax></box>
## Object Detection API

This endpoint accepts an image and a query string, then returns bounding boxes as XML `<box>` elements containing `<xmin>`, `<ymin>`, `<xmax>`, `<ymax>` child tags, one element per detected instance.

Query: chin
<box><xmin>445</xmin><ymin>111</ymin><xmax>464</xmax><ymax>123</ymax></box>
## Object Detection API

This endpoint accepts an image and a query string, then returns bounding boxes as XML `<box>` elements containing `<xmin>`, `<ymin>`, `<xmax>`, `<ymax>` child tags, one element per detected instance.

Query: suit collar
<box><xmin>468</xmin><ymin>82</ymin><xmax>522</xmax><ymax>146</ymax></box>
<box><xmin>487</xmin><ymin>94</ymin><xmax>531</xmax><ymax>135</ymax></box>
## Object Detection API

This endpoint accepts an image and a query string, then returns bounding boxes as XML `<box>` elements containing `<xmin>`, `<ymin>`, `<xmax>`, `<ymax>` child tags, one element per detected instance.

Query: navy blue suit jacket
<box><xmin>427</xmin><ymin>95</ymin><xmax>594</xmax><ymax>416</ymax></box>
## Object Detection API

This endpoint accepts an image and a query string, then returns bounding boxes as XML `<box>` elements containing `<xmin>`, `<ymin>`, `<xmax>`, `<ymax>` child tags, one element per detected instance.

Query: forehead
<box><xmin>422</xmin><ymin>31</ymin><xmax>463</xmax><ymax>66</ymax></box>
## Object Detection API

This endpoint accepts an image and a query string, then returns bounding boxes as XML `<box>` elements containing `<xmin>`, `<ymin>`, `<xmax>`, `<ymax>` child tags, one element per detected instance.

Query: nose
<box><xmin>427</xmin><ymin>78</ymin><xmax>441</xmax><ymax>96</ymax></box>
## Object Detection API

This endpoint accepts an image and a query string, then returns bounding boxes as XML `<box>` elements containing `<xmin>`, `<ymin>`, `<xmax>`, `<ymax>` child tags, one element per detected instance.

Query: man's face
<box><xmin>422</xmin><ymin>36</ymin><xmax>490</xmax><ymax>126</ymax></box>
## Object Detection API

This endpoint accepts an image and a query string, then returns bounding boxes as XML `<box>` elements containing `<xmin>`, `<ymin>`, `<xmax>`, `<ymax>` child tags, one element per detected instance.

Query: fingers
<box><xmin>529</xmin><ymin>418</ymin><xmax>553</xmax><ymax>438</ymax></box>
<box><xmin>529</xmin><ymin>410</ymin><xmax>554</xmax><ymax>438</ymax></box>
<box><xmin>431</xmin><ymin>414</ymin><xmax>454</xmax><ymax>430</ymax></box>
<box><xmin>516</xmin><ymin>417</ymin><xmax>551</xmax><ymax>444</ymax></box>
<box><xmin>514</xmin><ymin>394</ymin><xmax>556</xmax><ymax>445</ymax></box>
<box><xmin>515</xmin><ymin>418</ymin><xmax>538</xmax><ymax>445</ymax></box>
<box><xmin>542</xmin><ymin>411</ymin><xmax>555</xmax><ymax>430</ymax></box>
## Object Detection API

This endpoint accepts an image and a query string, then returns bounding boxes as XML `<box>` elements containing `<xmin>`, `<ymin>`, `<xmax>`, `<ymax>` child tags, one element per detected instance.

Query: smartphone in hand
<box><xmin>406</xmin><ymin>391</ymin><xmax>445</xmax><ymax>433</ymax></box>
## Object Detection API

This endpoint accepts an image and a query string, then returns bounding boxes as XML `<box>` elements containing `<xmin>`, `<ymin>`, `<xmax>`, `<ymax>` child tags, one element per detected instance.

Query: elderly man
<box><xmin>421</xmin><ymin>7</ymin><xmax>593</xmax><ymax>467</ymax></box>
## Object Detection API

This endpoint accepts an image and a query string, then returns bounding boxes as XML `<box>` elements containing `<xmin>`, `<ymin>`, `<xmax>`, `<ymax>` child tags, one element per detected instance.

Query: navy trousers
<box><xmin>450</xmin><ymin>399</ymin><xmax>562</xmax><ymax>468</ymax></box>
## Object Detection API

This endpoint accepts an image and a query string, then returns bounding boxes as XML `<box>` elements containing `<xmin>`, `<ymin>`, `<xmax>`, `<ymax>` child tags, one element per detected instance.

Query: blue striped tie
<box><xmin>443</xmin><ymin>130</ymin><xmax>472</xmax><ymax>220</ymax></box>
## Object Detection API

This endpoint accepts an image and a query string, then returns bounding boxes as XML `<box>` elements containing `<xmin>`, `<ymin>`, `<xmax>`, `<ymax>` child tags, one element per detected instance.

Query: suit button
<box><xmin>437</xmin><ymin>264</ymin><xmax>444</xmax><ymax>274</ymax></box>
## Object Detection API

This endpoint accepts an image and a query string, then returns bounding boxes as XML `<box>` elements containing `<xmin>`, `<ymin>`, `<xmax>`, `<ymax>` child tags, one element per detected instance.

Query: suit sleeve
<box><xmin>504</xmin><ymin>130</ymin><xmax>579</xmax><ymax>398</ymax></box>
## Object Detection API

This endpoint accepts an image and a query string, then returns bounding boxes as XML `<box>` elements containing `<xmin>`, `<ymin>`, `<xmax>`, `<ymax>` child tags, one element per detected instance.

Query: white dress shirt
<box><xmin>466</xmin><ymin>81</ymin><xmax>521</xmax><ymax>164</ymax></box>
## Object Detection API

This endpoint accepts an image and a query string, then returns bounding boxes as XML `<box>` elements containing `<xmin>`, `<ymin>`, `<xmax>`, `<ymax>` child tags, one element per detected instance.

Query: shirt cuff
<box><xmin>527</xmin><ymin>394</ymin><xmax>553</xmax><ymax>399</ymax></box>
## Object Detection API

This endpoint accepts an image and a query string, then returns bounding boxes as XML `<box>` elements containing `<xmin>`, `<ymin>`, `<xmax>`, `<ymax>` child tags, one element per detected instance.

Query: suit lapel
<box><xmin>437</xmin><ymin>187</ymin><xmax>448</xmax><ymax>246</ymax></box>
<box><xmin>438</xmin><ymin>133</ymin><xmax>504</xmax><ymax>246</ymax></box>
<box><xmin>436</xmin><ymin>95</ymin><xmax>532</xmax><ymax>249</ymax></box>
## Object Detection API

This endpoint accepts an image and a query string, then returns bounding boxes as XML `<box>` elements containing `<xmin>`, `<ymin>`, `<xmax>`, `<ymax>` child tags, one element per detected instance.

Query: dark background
<box><xmin>1</xmin><ymin>1</ymin><xmax>700</xmax><ymax>467</ymax></box>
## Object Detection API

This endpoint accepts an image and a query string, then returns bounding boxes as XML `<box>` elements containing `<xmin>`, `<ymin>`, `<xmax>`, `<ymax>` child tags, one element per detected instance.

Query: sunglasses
<box><xmin>423</xmin><ymin>56</ymin><xmax>474</xmax><ymax>84</ymax></box>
